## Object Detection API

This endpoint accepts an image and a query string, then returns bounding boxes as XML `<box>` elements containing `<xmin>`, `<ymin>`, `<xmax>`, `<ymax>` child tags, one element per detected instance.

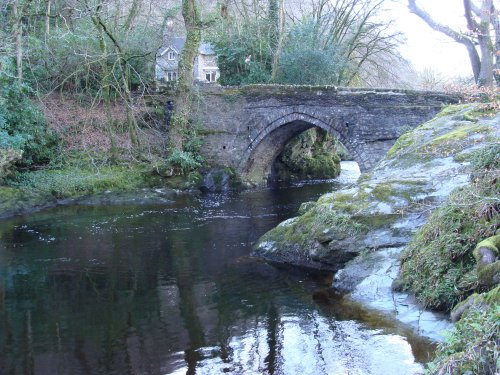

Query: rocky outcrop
<box><xmin>199</xmin><ymin>167</ymin><xmax>238</xmax><ymax>192</ymax></box>
<box><xmin>0</xmin><ymin>148</ymin><xmax>23</xmax><ymax>181</ymax></box>
<box><xmin>252</xmin><ymin>104</ymin><xmax>499</xmax><ymax>343</ymax></box>
<box><xmin>253</xmin><ymin>104</ymin><xmax>499</xmax><ymax>272</ymax></box>
<box><xmin>272</xmin><ymin>128</ymin><xmax>341</xmax><ymax>182</ymax></box>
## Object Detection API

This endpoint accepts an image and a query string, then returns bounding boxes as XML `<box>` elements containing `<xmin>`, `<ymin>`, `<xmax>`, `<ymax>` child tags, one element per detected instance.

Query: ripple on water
<box><xmin>169</xmin><ymin>314</ymin><xmax>423</xmax><ymax>375</ymax></box>
<box><xmin>0</xmin><ymin>161</ymin><xmax>430</xmax><ymax>375</ymax></box>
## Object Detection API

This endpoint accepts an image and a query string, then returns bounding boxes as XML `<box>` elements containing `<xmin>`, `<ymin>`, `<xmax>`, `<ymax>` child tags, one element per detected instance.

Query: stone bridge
<box><xmin>190</xmin><ymin>85</ymin><xmax>459</xmax><ymax>185</ymax></box>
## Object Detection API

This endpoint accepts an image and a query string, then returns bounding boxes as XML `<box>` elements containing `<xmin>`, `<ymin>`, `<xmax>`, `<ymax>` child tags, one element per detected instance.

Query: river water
<box><xmin>0</xmin><ymin>163</ymin><xmax>434</xmax><ymax>375</ymax></box>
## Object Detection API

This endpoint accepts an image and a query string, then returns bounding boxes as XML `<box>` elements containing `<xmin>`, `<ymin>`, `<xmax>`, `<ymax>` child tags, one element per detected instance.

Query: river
<box><xmin>0</xmin><ymin>162</ymin><xmax>435</xmax><ymax>375</ymax></box>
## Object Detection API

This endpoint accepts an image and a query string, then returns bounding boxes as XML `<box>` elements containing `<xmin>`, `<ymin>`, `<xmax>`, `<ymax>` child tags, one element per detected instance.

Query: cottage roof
<box><xmin>158</xmin><ymin>37</ymin><xmax>216</xmax><ymax>57</ymax></box>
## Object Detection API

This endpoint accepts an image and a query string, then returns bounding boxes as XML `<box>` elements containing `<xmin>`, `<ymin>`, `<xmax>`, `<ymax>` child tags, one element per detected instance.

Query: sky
<box><xmin>386</xmin><ymin>0</ymin><xmax>473</xmax><ymax>79</ymax></box>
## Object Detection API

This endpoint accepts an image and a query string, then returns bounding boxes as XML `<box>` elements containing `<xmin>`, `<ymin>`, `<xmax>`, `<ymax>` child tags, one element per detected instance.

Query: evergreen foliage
<box><xmin>0</xmin><ymin>57</ymin><xmax>57</xmax><ymax>166</ymax></box>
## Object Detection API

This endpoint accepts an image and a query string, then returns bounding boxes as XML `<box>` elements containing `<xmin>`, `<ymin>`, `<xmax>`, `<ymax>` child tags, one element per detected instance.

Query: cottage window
<box><xmin>166</xmin><ymin>71</ymin><xmax>177</xmax><ymax>81</ymax></box>
<box><xmin>168</xmin><ymin>51</ymin><xmax>176</xmax><ymax>60</ymax></box>
<box><xmin>205</xmin><ymin>71</ymin><xmax>217</xmax><ymax>82</ymax></box>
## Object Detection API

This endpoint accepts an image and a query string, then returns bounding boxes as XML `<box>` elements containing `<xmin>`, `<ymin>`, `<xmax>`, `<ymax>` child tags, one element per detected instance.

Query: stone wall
<box><xmin>190</xmin><ymin>84</ymin><xmax>459</xmax><ymax>185</ymax></box>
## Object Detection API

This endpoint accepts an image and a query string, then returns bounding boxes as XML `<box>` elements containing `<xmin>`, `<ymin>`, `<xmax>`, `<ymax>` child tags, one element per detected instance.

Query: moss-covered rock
<box><xmin>474</xmin><ymin>235</ymin><xmax>500</xmax><ymax>265</ymax></box>
<box><xmin>477</xmin><ymin>261</ymin><xmax>500</xmax><ymax>287</ymax></box>
<box><xmin>428</xmin><ymin>287</ymin><xmax>499</xmax><ymax>374</ymax></box>
<box><xmin>199</xmin><ymin>167</ymin><xmax>240</xmax><ymax>192</ymax></box>
<box><xmin>0</xmin><ymin>148</ymin><xmax>23</xmax><ymax>181</ymax></box>
<box><xmin>272</xmin><ymin>128</ymin><xmax>341</xmax><ymax>181</ymax></box>
<box><xmin>0</xmin><ymin>186</ymin><xmax>54</xmax><ymax>219</ymax></box>
<box><xmin>398</xmin><ymin>159</ymin><xmax>499</xmax><ymax>310</ymax></box>
<box><xmin>383</xmin><ymin>104</ymin><xmax>495</xmax><ymax>166</ymax></box>
<box><xmin>473</xmin><ymin>235</ymin><xmax>500</xmax><ymax>287</ymax></box>
<box><xmin>253</xmin><ymin>103</ymin><xmax>499</xmax><ymax>279</ymax></box>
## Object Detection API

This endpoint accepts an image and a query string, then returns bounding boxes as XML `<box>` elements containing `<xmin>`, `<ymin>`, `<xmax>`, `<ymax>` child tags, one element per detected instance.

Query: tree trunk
<box><xmin>12</xmin><ymin>0</ymin><xmax>23</xmax><ymax>79</ymax></box>
<box><xmin>45</xmin><ymin>0</ymin><xmax>52</xmax><ymax>37</ymax></box>
<box><xmin>123</xmin><ymin>0</ymin><xmax>142</xmax><ymax>33</ymax></box>
<box><xmin>408</xmin><ymin>0</ymin><xmax>485</xmax><ymax>85</ymax></box>
<box><xmin>271</xmin><ymin>0</ymin><xmax>284</xmax><ymax>81</ymax></box>
<box><xmin>91</xmin><ymin>13</ymin><xmax>118</xmax><ymax>162</ymax></box>
<box><xmin>465</xmin><ymin>0</ymin><xmax>494</xmax><ymax>86</ymax></box>
<box><xmin>169</xmin><ymin>0</ymin><xmax>202</xmax><ymax>151</ymax></box>
<box><xmin>492</xmin><ymin>3</ymin><xmax>500</xmax><ymax>84</ymax></box>
<box><xmin>88</xmin><ymin>0</ymin><xmax>141</xmax><ymax>151</ymax></box>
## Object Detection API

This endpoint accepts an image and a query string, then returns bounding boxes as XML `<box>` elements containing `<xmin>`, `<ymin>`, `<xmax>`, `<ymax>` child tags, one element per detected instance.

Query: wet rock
<box><xmin>334</xmin><ymin>247</ymin><xmax>452</xmax><ymax>340</ymax></box>
<box><xmin>253</xmin><ymin>105</ymin><xmax>498</xmax><ymax>272</ymax></box>
<box><xmin>200</xmin><ymin>168</ymin><xmax>236</xmax><ymax>192</ymax></box>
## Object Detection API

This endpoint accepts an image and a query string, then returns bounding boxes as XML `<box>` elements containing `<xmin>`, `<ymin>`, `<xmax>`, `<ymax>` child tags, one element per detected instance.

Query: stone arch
<box><xmin>239</xmin><ymin>112</ymin><xmax>364</xmax><ymax>185</ymax></box>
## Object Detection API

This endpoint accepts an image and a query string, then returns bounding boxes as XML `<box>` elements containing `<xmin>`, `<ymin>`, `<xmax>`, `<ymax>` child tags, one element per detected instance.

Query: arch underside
<box><xmin>240</xmin><ymin>113</ymin><xmax>364</xmax><ymax>185</ymax></box>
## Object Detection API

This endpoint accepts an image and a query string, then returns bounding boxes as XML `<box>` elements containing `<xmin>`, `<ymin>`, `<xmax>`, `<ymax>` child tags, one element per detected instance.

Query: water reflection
<box><xmin>0</xmin><ymin>163</ymin><xmax>431</xmax><ymax>374</ymax></box>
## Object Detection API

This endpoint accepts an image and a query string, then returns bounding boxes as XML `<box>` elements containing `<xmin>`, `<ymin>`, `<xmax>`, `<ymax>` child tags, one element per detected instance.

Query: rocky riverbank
<box><xmin>253</xmin><ymin>103</ymin><xmax>499</xmax><ymax>372</ymax></box>
<box><xmin>254</xmin><ymin>105</ymin><xmax>497</xmax><ymax>268</ymax></box>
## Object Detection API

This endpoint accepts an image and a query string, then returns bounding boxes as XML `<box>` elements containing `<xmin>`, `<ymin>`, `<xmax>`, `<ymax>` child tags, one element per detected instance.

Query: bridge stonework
<box><xmin>191</xmin><ymin>85</ymin><xmax>459</xmax><ymax>185</ymax></box>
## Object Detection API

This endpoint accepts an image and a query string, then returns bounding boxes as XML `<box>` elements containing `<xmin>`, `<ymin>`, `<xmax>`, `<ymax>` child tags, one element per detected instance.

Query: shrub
<box><xmin>0</xmin><ymin>57</ymin><xmax>58</xmax><ymax>167</ymax></box>
<box><xmin>166</xmin><ymin>149</ymin><xmax>203</xmax><ymax>175</ymax></box>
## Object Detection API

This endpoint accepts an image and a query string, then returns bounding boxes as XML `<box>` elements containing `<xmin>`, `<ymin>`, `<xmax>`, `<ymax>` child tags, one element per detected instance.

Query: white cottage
<box><xmin>156</xmin><ymin>37</ymin><xmax>220</xmax><ymax>83</ymax></box>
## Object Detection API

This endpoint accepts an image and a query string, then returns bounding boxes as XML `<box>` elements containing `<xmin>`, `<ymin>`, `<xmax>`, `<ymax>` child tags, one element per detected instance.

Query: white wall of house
<box><xmin>156</xmin><ymin>45</ymin><xmax>219</xmax><ymax>83</ymax></box>
<box><xmin>194</xmin><ymin>54</ymin><xmax>220</xmax><ymax>83</ymax></box>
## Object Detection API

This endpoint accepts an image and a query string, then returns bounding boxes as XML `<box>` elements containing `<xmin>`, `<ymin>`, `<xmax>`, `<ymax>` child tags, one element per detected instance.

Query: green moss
<box><xmin>315</xmin><ymin>190</ymin><xmax>369</xmax><ymax>214</ymax></box>
<box><xmin>473</xmin><ymin>235</ymin><xmax>500</xmax><ymax>259</ymax></box>
<box><xmin>462</xmin><ymin>106</ymin><xmax>498</xmax><ymax>122</ymax></box>
<box><xmin>477</xmin><ymin>261</ymin><xmax>500</xmax><ymax>287</ymax></box>
<box><xmin>9</xmin><ymin>163</ymin><xmax>161</xmax><ymax>200</ymax></box>
<box><xmin>196</xmin><ymin>128</ymin><xmax>230</xmax><ymax>136</ymax></box>
<box><xmin>256</xmin><ymin>202</ymin><xmax>367</xmax><ymax>253</ymax></box>
<box><xmin>434</xmin><ymin>104</ymin><xmax>471</xmax><ymax>118</ymax></box>
<box><xmin>273</xmin><ymin>128</ymin><xmax>341</xmax><ymax>181</ymax></box>
<box><xmin>0</xmin><ymin>186</ymin><xmax>25</xmax><ymax>201</ymax></box>
<box><xmin>298</xmin><ymin>201</ymin><xmax>316</xmax><ymax>215</ymax></box>
<box><xmin>430</xmin><ymin>123</ymin><xmax>491</xmax><ymax>144</ymax></box>
<box><xmin>371</xmin><ymin>183</ymin><xmax>397</xmax><ymax>202</ymax></box>
<box><xmin>0</xmin><ymin>186</ymin><xmax>52</xmax><ymax>218</ymax></box>
<box><xmin>331</xmin><ymin>192</ymin><xmax>356</xmax><ymax>203</ymax></box>
<box><xmin>399</xmin><ymin>174</ymin><xmax>499</xmax><ymax>310</ymax></box>
<box><xmin>386</xmin><ymin>131</ymin><xmax>414</xmax><ymax>158</ymax></box>
<box><xmin>427</xmin><ymin>287</ymin><xmax>499</xmax><ymax>375</ymax></box>
<box><xmin>386</xmin><ymin>104</ymin><xmax>495</xmax><ymax>164</ymax></box>
<box><xmin>352</xmin><ymin>213</ymin><xmax>401</xmax><ymax>228</ymax></box>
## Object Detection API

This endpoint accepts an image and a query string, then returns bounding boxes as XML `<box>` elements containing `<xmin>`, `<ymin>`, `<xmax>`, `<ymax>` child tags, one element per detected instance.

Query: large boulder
<box><xmin>253</xmin><ymin>105</ymin><xmax>499</xmax><ymax>272</ymax></box>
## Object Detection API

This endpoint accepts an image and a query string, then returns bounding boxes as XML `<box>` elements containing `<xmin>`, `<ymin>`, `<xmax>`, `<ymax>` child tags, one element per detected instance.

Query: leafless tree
<box><xmin>408</xmin><ymin>0</ymin><xmax>499</xmax><ymax>86</ymax></box>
